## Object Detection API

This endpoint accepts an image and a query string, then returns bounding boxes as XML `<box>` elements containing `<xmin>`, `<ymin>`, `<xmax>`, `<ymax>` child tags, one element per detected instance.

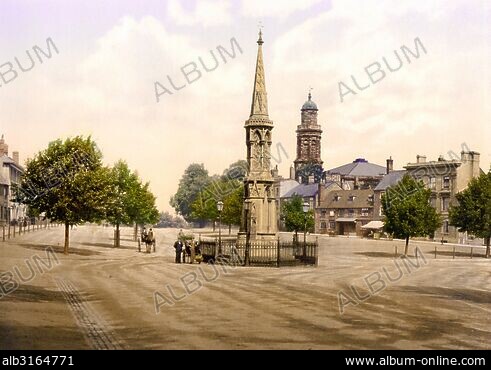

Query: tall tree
<box><xmin>133</xmin><ymin>182</ymin><xmax>160</xmax><ymax>227</ymax></box>
<box><xmin>14</xmin><ymin>136</ymin><xmax>114</xmax><ymax>254</ymax></box>
<box><xmin>296</xmin><ymin>162</ymin><xmax>324</xmax><ymax>184</ymax></box>
<box><xmin>221</xmin><ymin>185</ymin><xmax>244</xmax><ymax>234</ymax></box>
<box><xmin>382</xmin><ymin>174</ymin><xmax>441</xmax><ymax>255</ymax></box>
<box><xmin>222</xmin><ymin>160</ymin><xmax>249</xmax><ymax>182</ymax></box>
<box><xmin>170</xmin><ymin>164</ymin><xmax>210</xmax><ymax>221</ymax></box>
<box><xmin>106</xmin><ymin>161</ymin><xmax>156</xmax><ymax>247</ymax></box>
<box><xmin>191</xmin><ymin>179</ymin><xmax>242</xmax><ymax>229</ymax></box>
<box><xmin>280</xmin><ymin>195</ymin><xmax>314</xmax><ymax>241</ymax></box>
<box><xmin>450</xmin><ymin>171</ymin><xmax>491</xmax><ymax>258</ymax></box>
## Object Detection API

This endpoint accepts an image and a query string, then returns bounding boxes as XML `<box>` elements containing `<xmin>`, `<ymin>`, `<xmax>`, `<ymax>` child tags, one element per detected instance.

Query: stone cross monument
<box><xmin>239</xmin><ymin>30</ymin><xmax>278</xmax><ymax>241</ymax></box>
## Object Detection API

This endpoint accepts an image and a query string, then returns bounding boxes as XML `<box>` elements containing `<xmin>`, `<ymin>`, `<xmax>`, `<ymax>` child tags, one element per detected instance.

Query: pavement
<box><xmin>0</xmin><ymin>225</ymin><xmax>489</xmax><ymax>350</ymax></box>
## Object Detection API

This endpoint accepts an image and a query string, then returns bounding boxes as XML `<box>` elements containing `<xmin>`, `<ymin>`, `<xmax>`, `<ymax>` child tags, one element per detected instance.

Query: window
<box><xmin>441</xmin><ymin>197</ymin><xmax>449</xmax><ymax>212</ymax></box>
<box><xmin>443</xmin><ymin>176</ymin><xmax>450</xmax><ymax>189</ymax></box>
<box><xmin>329</xmin><ymin>210</ymin><xmax>335</xmax><ymax>217</ymax></box>
<box><xmin>337</xmin><ymin>210</ymin><xmax>344</xmax><ymax>217</ymax></box>
<box><xmin>348</xmin><ymin>195</ymin><xmax>356</xmax><ymax>202</ymax></box>
<box><xmin>361</xmin><ymin>208</ymin><xmax>370</xmax><ymax>216</ymax></box>
<box><xmin>380</xmin><ymin>191</ymin><xmax>385</xmax><ymax>200</ymax></box>
<box><xmin>368</xmin><ymin>195</ymin><xmax>374</xmax><ymax>203</ymax></box>
<box><xmin>430</xmin><ymin>177</ymin><xmax>436</xmax><ymax>190</ymax></box>
<box><xmin>334</xmin><ymin>195</ymin><xmax>341</xmax><ymax>201</ymax></box>
<box><xmin>320</xmin><ymin>221</ymin><xmax>327</xmax><ymax>230</ymax></box>
<box><xmin>329</xmin><ymin>221</ymin><xmax>336</xmax><ymax>230</ymax></box>
<box><xmin>321</xmin><ymin>210</ymin><xmax>327</xmax><ymax>218</ymax></box>
<box><xmin>348</xmin><ymin>209</ymin><xmax>355</xmax><ymax>217</ymax></box>
<box><xmin>443</xmin><ymin>220</ymin><xmax>449</xmax><ymax>234</ymax></box>
<box><xmin>430</xmin><ymin>197</ymin><xmax>437</xmax><ymax>209</ymax></box>
<box><xmin>379</xmin><ymin>206</ymin><xmax>384</xmax><ymax>217</ymax></box>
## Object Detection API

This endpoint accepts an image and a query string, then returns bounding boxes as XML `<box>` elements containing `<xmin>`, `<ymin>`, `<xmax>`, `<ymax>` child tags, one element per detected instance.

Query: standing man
<box><xmin>174</xmin><ymin>240</ymin><xmax>183</xmax><ymax>264</ymax></box>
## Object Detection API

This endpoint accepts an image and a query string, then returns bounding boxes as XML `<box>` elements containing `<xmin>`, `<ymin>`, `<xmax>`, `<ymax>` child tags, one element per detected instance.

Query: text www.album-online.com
<box><xmin>345</xmin><ymin>356</ymin><xmax>486</xmax><ymax>366</ymax></box>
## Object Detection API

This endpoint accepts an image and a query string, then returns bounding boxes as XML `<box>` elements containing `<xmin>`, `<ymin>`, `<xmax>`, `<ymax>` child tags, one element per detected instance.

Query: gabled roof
<box><xmin>374</xmin><ymin>170</ymin><xmax>406</xmax><ymax>191</ymax></box>
<box><xmin>319</xmin><ymin>189</ymin><xmax>374</xmax><ymax>209</ymax></box>
<box><xmin>283</xmin><ymin>183</ymin><xmax>319</xmax><ymax>198</ymax></box>
<box><xmin>0</xmin><ymin>154</ymin><xmax>24</xmax><ymax>172</ymax></box>
<box><xmin>327</xmin><ymin>158</ymin><xmax>386</xmax><ymax>177</ymax></box>
<box><xmin>278</xmin><ymin>179</ymin><xmax>300</xmax><ymax>198</ymax></box>
<box><xmin>282</xmin><ymin>181</ymin><xmax>340</xmax><ymax>199</ymax></box>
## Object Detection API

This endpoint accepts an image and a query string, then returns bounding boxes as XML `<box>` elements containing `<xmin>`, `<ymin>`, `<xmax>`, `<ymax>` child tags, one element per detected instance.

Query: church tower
<box><xmin>240</xmin><ymin>30</ymin><xmax>277</xmax><ymax>240</ymax></box>
<box><xmin>293</xmin><ymin>92</ymin><xmax>323</xmax><ymax>179</ymax></box>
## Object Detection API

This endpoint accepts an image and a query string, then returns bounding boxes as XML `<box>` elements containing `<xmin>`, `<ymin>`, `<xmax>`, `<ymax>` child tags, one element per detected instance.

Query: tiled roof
<box><xmin>282</xmin><ymin>181</ymin><xmax>340</xmax><ymax>199</ymax></box>
<box><xmin>319</xmin><ymin>189</ymin><xmax>374</xmax><ymax>209</ymax></box>
<box><xmin>283</xmin><ymin>183</ymin><xmax>319</xmax><ymax>198</ymax></box>
<box><xmin>374</xmin><ymin>170</ymin><xmax>406</xmax><ymax>191</ymax></box>
<box><xmin>327</xmin><ymin>159</ymin><xmax>386</xmax><ymax>177</ymax></box>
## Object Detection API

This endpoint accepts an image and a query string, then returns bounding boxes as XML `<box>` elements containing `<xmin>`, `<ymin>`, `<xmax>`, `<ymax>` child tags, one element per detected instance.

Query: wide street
<box><xmin>0</xmin><ymin>225</ymin><xmax>489</xmax><ymax>350</ymax></box>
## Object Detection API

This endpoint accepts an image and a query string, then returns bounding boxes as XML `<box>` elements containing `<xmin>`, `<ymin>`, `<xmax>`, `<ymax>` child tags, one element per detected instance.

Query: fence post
<box><xmin>453</xmin><ymin>247</ymin><xmax>456</xmax><ymax>260</ymax></box>
<box><xmin>470</xmin><ymin>247</ymin><xmax>473</xmax><ymax>259</ymax></box>
<box><xmin>315</xmin><ymin>236</ymin><xmax>319</xmax><ymax>267</ymax></box>
<box><xmin>434</xmin><ymin>246</ymin><xmax>437</xmax><ymax>259</ymax></box>
<box><xmin>8</xmin><ymin>223</ymin><xmax>11</xmax><ymax>239</ymax></box>
<box><xmin>13</xmin><ymin>224</ymin><xmax>16</xmax><ymax>238</ymax></box>
<box><xmin>2</xmin><ymin>226</ymin><xmax>4</xmax><ymax>242</ymax></box>
<box><xmin>277</xmin><ymin>237</ymin><xmax>281</xmax><ymax>268</ymax></box>
<box><xmin>395</xmin><ymin>246</ymin><xmax>398</xmax><ymax>257</ymax></box>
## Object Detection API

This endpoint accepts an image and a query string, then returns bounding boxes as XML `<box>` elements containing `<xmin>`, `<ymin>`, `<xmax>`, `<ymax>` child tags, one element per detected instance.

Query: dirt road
<box><xmin>1</xmin><ymin>226</ymin><xmax>489</xmax><ymax>349</ymax></box>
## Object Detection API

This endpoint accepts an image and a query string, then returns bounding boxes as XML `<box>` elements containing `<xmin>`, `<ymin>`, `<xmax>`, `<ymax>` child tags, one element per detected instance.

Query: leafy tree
<box><xmin>382</xmin><ymin>174</ymin><xmax>442</xmax><ymax>255</ymax></box>
<box><xmin>296</xmin><ymin>162</ymin><xmax>324</xmax><ymax>184</ymax></box>
<box><xmin>106</xmin><ymin>161</ymin><xmax>159</xmax><ymax>247</ymax></box>
<box><xmin>450</xmin><ymin>171</ymin><xmax>491</xmax><ymax>258</ymax></box>
<box><xmin>155</xmin><ymin>212</ymin><xmax>188</xmax><ymax>229</ymax></box>
<box><xmin>222</xmin><ymin>185</ymin><xmax>244</xmax><ymax>234</ymax></box>
<box><xmin>14</xmin><ymin>136</ymin><xmax>114</xmax><ymax>254</ymax></box>
<box><xmin>133</xmin><ymin>182</ymin><xmax>160</xmax><ymax>227</ymax></box>
<box><xmin>170</xmin><ymin>164</ymin><xmax>210</xmax><ymax>221</ymax></box>
<box><xmin>191</xmin><ymin>190</ymin><xmax>219</xmax><ymax>227</ymax></box>
<box><xmin>280</xmin><ymin>195</ymin><xmax>314</xmax><ymax>241</ymax></box>
<box><xmin>222</xmin><ymin>160</ymin><xmax>248</xmax><ymax>181</ymax></box>
<box><xmin>191</xmin><ymin>179</ymin><xmax>243</xmax><ymax>230</ymax></box>
<box><xmin>106</xmin><ymin>161</ymin><xmax>139</xmax><ymax>247</ymax></box>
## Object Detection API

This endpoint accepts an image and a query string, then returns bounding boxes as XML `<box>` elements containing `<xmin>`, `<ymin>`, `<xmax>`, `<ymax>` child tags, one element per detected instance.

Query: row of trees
<box><xmin>382</xmin><ymin>173</ymin><xmax>490</xmax><ymax>257</ymax></box>
<box><xmin>14</xmin><ymin>136</ymin><xmax>159</xmax><ymax>254</ymax></box>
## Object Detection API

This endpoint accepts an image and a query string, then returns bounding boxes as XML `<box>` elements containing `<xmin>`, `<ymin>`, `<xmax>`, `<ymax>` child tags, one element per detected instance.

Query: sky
<box><xmin>1</xmin><ymin>0</ymin><xmax>490</xmax><ymax>213</ymax></box>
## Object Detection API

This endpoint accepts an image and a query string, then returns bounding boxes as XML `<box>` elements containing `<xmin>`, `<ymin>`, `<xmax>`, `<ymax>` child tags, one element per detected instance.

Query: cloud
<box><xmin>240</xmin><ymin>0</ymin><xmax>325</xmax><ymax>19</ymax></box>
<box><xmin>167</xmin><ymin>0</ymin><xmax>232</xmax><ymax>27</ymax></box>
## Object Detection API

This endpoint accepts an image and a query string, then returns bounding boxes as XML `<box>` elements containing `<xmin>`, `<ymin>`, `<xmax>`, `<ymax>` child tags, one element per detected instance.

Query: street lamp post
<box><xmin>217</xmin><ymin>201</ymin><xmax>224</xmax><ymax>256</ymax></box>
<box><xmin>244</xmin><ymin>201</ymin><xmax>250</xmax><ymax>266</ymax></box>
<box><xmin>302</xmin><ymin>201</ymin><xmax>310</xmax><ymax>259</ymax></box>
<box><xmin>7</xmin><ymin>206</ymin><xmax>12</xmax><ymax>239</ymax></box>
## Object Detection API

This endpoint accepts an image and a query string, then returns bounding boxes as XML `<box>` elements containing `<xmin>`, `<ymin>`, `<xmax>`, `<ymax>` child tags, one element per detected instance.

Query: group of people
<box><xmin>174</xmin><ymin>229</ymin><xmax>202</xmax><ymax>264</ymax></box>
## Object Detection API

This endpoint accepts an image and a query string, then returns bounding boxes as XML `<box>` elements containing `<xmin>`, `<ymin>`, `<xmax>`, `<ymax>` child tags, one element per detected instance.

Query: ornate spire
<box><xmin>250</xmin><ymin>30</ymin><xmax>268</xmax><ymax>118</ymax></box>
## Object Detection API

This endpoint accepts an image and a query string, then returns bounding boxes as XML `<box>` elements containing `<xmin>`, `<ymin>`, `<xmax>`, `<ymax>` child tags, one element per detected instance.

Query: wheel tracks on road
<box><xmin>55</xmin><ymin>278</ymin><xmax>124</xmax><ymax>350</ymax></box>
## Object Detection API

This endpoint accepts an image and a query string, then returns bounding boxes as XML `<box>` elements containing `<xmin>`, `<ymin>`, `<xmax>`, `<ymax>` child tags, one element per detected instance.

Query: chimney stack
<box><xmin>386</xmin><ymin>156</ymin><xmax>394</xmax><ymax>174</ymax></box>
<box><xmin>290</xmin><ymin>165</ymin><xmax>295</xmax><ymax>180</ymax></box>
<box><xmin>13</xmin><ymin>151</ymin><xmax>19</xmax><ymax>165</ymax></box>
<box><xmin>417</xmin><ymin>155</ymin><xmax>427</xmax><ymax>164</ymax></box>
<box><xmin>0</xmin><ymin>135</ymin><xmax>8</xmax><ymax>156</ymax></box>
<box><xmin>271</xmin><ymin>165</ymin><xmax>279</xmax><ymax>178</ymax></box>
<box><xmin>308</xmin><ymin>175</ymin><xmax>315</xmax><ymax>184</ymax></box>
